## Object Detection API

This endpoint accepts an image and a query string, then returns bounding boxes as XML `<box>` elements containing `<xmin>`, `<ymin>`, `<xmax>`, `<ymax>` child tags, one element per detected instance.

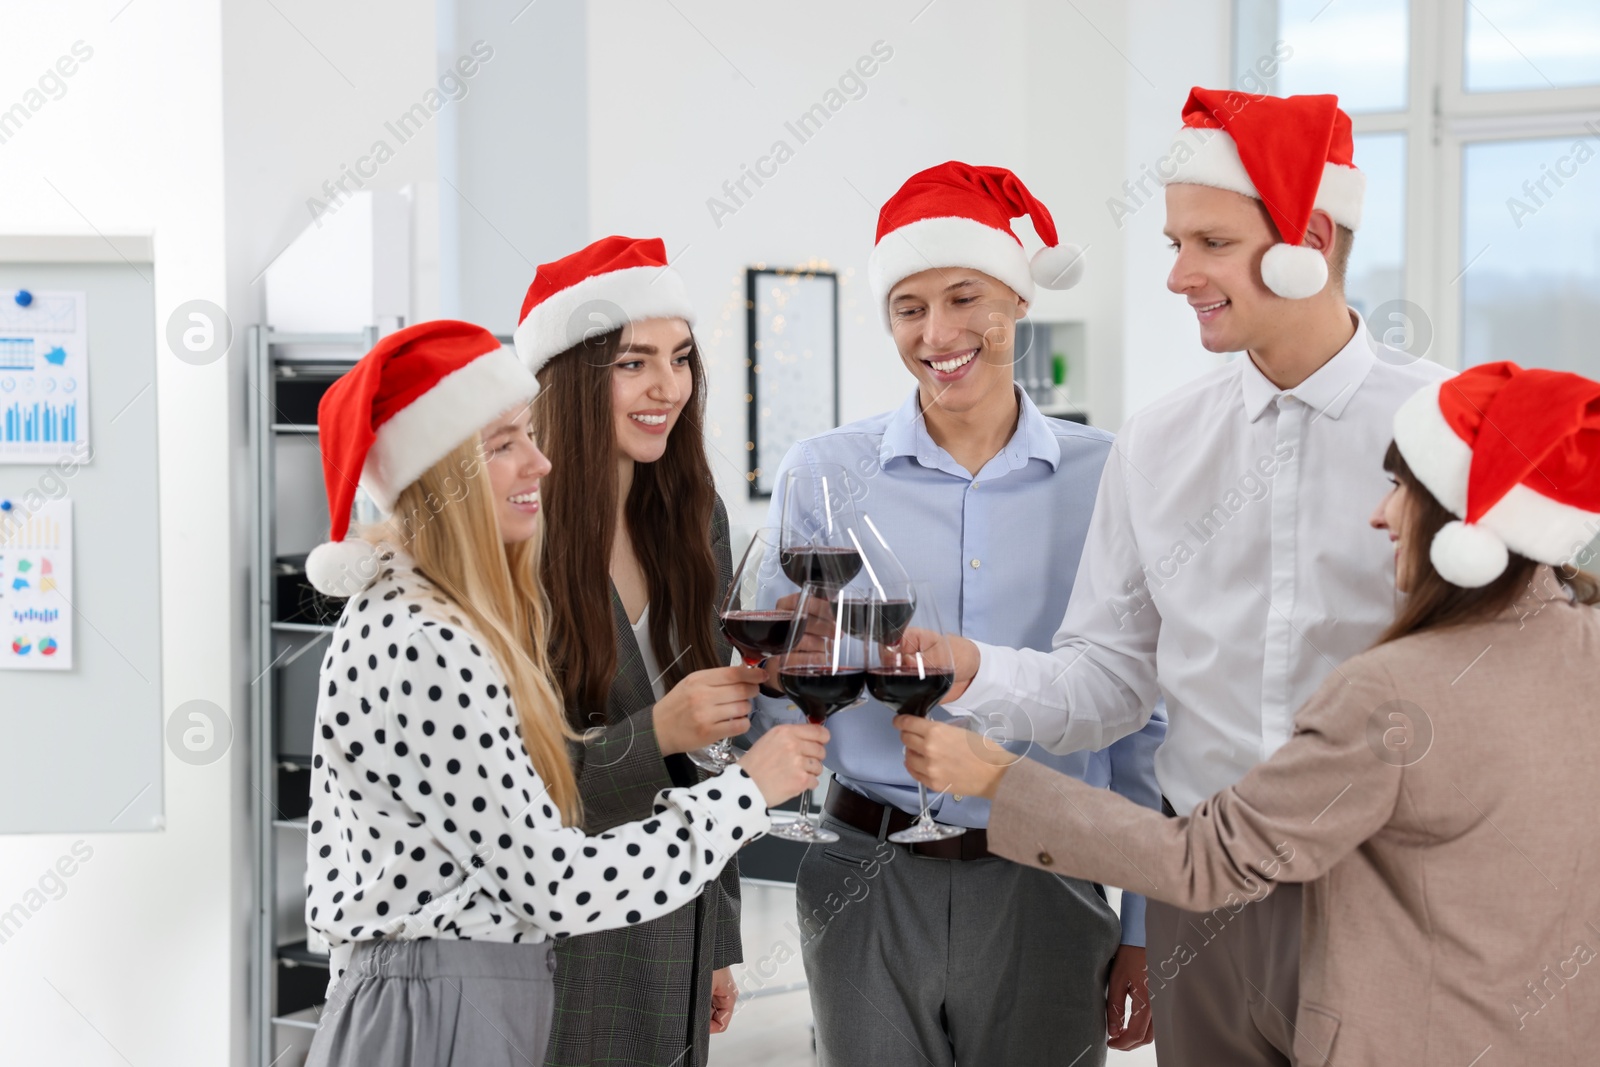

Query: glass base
<box><xmin>888</xmin><ymin>819</ymin><xmax>966</xmax><ymax>844</ymax></box>
<box><xmin>766</xmin><ymin>812</ymin><xmax>840</xmax><ymax>843</ymax></box>
<box><xmin>687</xmin><ymin>740</ymin><xmax>739</xmax><ymax>774</ymax></box>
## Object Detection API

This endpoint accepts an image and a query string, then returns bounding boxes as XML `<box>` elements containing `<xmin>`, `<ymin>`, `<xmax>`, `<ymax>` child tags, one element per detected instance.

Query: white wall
<box><xmin>438</xmin><ymin>0</ymin><xmax>589</xmax><ymax>331</ymax></box>
<box><xmin>221</xmin><ymin>0</ymin><xmax>439</xmax><ymax>330</ymax></box>
<box><xmin>1121</xmin><ymin>0</ymin><xmax>1236</xmax><ymax>416</ymax></box>
<box><xmin>0</xmin><ymin>4</ymin><xmax>238</xmax><ymax>1065</ymax></box>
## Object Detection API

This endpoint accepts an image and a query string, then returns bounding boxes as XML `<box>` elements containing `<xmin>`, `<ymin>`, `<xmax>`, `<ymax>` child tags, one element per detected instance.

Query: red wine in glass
<box><xmin>719</xmin><ymin>609</ymin><xmax>795</xmax><ymax>665</ymax></box>
<box><xmin>841</xmin><ymin>598</ymin><xmax>915</xmax><ymax>643</ymax></box>
<box><xmin>866</xmin><ymin>667</ymin><xmax>954</xmax><ymax>719</ymax></box>
<box><xmin>869</xmin><ymin>580</ymin><xmax>965</xmax><ymax>844</ymax></box>
<box><xmin>780</xmin><ymin>546</ymin><xmax>863</xmax><ymax>592</ymax></box>
<box><xmin>778</xmin><ymin>664</ymin><xmax>866</xmax><ymax>723</ymax></box>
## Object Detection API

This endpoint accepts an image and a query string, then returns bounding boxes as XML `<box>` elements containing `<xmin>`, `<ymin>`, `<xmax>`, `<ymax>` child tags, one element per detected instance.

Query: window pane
<box><xmin>1347</xmin><ymin>132</ymin><xmax>1407</xmax><ymax>329</ymax></box>
<box><xmin>1461</xmin><ymin>137</ymin><xmax>1600</xmax><ymax>377</ymax></box>
<box><xmin>1465</xmin><ymin>1</ymin><xmax>1600</xmax><ymax>93</ymax></box>
<box><xmin>1234</xmin><ymin>0</ymin><xmax>1408</xmax><ymax>113</ymax></box>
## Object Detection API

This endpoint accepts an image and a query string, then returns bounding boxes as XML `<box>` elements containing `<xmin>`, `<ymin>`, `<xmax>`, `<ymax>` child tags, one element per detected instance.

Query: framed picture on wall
<box><xmin>745</xmin><ymin>266</ymin><xmax>839</xmax><ymax>498</ymax></box>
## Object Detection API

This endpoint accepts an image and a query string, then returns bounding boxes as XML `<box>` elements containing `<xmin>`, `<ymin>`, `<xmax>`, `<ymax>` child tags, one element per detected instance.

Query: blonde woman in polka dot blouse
<box><xmin>299</xmin><ymin>321</ymin><xmax>827</xmax><ymax>1067</ymax></box>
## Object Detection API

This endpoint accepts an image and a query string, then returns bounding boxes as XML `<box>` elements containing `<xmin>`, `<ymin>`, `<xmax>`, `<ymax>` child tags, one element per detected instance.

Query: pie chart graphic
<box><xmin>11</xmin><ymin>636</ymin><xmax>31</xmax><ymax>656</ymax></box>
<box><xmin>38</xmin><ymin>636</ymin><xmax>58</xmax><ymax>656</ymax></box>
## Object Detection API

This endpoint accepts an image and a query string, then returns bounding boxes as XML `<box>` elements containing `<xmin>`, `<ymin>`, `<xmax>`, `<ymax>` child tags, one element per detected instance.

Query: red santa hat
<box><xmin>305</xmin><ymin>320</ymin><xmax>539</xmax><ymax>597</ymax></box>
<box><xmin>867</xmin><ymin>161</ymin><xmax>1085</xmax><ymax>326</ymax></box>
<box><xmin>1392</xmin><ymin>361</ymin><xmax>1600</xmax><ymax>588</ymax></box>
<box><xmin>514</xmin><ymin>235</ymin><xmax>696</xmax><ymax>373</ymax></box>
<box><xmin>1166</xmin><ymin>88</ymin><xmax>1365</xmax><ymax>300</ymax></box>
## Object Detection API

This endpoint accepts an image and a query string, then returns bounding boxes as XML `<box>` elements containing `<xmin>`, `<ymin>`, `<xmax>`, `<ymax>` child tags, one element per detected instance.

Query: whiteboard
<box><xmin>0</xmin><ymin>259</ymin><xmax>163</xmax><ymax>833</ymax></box>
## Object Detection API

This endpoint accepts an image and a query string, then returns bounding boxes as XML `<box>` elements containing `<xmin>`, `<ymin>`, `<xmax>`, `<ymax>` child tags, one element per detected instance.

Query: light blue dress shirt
<box><xmin>752</xmin><ymin>385</ymin><xmax>1167</xmax><ymax>945</ymax></box>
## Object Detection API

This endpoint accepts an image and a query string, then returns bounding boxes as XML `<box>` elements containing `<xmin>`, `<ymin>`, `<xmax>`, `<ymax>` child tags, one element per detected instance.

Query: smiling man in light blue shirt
<box><xmin>753</xmin><ymin>161</ymin><xmax>1166</xmax><ymax>1067</ymax></box>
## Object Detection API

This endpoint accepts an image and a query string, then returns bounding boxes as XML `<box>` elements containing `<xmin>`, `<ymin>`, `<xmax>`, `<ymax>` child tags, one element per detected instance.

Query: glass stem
<box><xmin>795</xmin><ymin>788</ymin><xmax>813</xmax><ymax>824</ymax></box>
<box><xmin>917</xmin><ymin>782</ymin><xmax>934</xmax><ymax>826</ymax></box>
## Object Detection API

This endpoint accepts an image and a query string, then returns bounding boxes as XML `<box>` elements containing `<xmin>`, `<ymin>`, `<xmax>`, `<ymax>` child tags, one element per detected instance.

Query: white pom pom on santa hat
<box><xmin>1260</xmin><ymin>243</ymin><xmax>1329</xmax><ymax>300</ymax></box>
<box><xmin>306</xmin><ymin>539</ymin><xmax>381</xmax><ymax>598</ymax></box>
<box><xmin>1429</xmin><ymin>520</ymin><xmax>1509</xmax><ymax>589</ymax></box>
<box><xmin>1164</xmin><ymin>89</ymin><xmax>1365</xmax><ymax>301</ymax></box>
<box><xmin>1031</xmin><ymin>243</ymin><xmax>1086</xmax><ymax>291</ymax></box>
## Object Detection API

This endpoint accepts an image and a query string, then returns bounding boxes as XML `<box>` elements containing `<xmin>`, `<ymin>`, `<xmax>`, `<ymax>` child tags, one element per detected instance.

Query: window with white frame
<box><xmin>1234</xmin><ymin>0</ymin><xmax>1600</xmax><ymax>375</ymax></box>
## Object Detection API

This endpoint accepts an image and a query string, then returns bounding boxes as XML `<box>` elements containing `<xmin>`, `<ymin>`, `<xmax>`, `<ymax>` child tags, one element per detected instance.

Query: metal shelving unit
<box><xmin>248</xmin><ymin>324</ymin><xmax>519</xmax><ymax>1066</ymax></box>
<box><xmin>248</xmin><ymin>324</ymin><xmax>379</xmax><ymax>1067</ymax></box>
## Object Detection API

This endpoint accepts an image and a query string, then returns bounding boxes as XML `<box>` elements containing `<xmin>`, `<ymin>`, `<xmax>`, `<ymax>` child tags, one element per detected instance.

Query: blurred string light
<box><xmin>732</xmin><ymin>257</ymin><xmax>835</xmax><ymax>480</ymax></box>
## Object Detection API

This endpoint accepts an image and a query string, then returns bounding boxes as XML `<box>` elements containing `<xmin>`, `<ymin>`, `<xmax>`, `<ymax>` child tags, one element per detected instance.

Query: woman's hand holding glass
<box><xmin>895</xmin><ymin>716</ymin><xmax>1013</xmax><ymax>800</ymax></box>
<box><xmin>652</xmin><ymin>665</ymin><xmax>767</xmax><ymax>756</ymax></box>
<box><xmin>737</xmin><ymin>722</ymin><xmax>831</xmax><ymax>809</ymax></box>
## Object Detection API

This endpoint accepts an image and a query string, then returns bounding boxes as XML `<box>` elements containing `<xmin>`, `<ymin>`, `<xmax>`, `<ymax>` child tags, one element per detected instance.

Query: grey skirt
<box><xmin>306</xmin><ymin>939</ymin><xmax>556</xmax><ymax>1067</ymax></box>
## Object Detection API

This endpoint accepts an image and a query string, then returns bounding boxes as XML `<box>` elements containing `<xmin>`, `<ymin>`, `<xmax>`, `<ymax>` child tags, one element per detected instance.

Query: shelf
<box><xmin>253</xmin><ymin>325</ymin><xmax>390</xmax><ymax>1064</ymax></box>
<box><xmin>278</xmin><ymin>940</ymin><xmax>330</xmax><ymax>968</ymax></box>
<box><xmin>272</xmin><ymin>621</ymin><xmax>336</xmax><ymax>635</ymax></box>
<box><xmin>271</xmin><ymin>1007</ymin><xmax>322</xmax><ymax>1031</ymax></box>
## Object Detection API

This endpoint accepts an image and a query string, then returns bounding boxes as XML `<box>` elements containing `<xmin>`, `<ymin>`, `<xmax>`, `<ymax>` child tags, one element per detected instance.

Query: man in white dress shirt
<box><xmin>934</xmin><ymin>89</ymin><xmax>1453</xmax><ymax>1065</ymax></box>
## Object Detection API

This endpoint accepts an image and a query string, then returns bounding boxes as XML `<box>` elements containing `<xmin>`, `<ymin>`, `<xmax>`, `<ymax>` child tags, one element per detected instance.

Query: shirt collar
<box><xmin>1239</xmin><ymin>311</ymin><xmax>1377</xmax><ymax>423</ymax></box>
<box><xmin>880</xmin><ymin>385</ymin><xmax>1062</xmax><ymax>472</ymax></box>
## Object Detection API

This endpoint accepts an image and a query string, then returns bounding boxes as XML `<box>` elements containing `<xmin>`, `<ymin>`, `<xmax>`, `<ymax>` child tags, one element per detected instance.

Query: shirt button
<box><xmin>970</xmin><ymin>558</ymin><xmax>981</xmax><ymax>569</ymax></box>
<box><xmin>1037</xmin><ymin>850</ymin><xmax>1054</xmax><ymax>866</ymax></box>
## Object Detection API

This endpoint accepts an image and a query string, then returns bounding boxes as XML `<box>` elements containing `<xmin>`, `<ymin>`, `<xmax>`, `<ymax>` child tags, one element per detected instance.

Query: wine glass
<box><xmin>693</xmin><ymin>528</ymin><xmax>797</xmax><ymax>774</ymax></box>
<box><xmin>779</xmin><ymin>464</ymin><xmax>863</xmax><ymax>595</ymax></box>
<box><xmin>766</xmin><ymin>582</ymin><xmax>865</xmax><ymax>844</ymax></box>
<box><xmin>867</xmin><ymin>582</ymin><xmax>965</xmax><ymax>844</ymax></box>
<box><xmin>839</xmin><ymin>513</ymin><xmax>914</xmax><ymax>645</ymax></box>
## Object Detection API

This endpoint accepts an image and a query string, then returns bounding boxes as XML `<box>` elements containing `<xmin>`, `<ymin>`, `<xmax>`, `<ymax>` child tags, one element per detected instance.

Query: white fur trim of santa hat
<box><xmin>867</xmin><ymin>216</ymin><xmax>1085</xmax><ymax>325</ymax></box>
<box><xmin>1169</xmin><ymin>128</ymin><xmax>1367</xmax><ymax>231</ymax></box>
<box><xmin>363</xmin><ymin>344</ymin><xmax>536</xmax><ymax>513</ymax></box>
<box><xmin>513</xmin><ymin>264</ymin><xmax>695</xmax><ymax>375</ymax></box>
<box><xmin>1168</xmin><ymin>128</ymin><xmax>1365</xmax><ymax>300</ymax></box>
<box><xmin>1393</xmin><ymin>381</ymin><xmax>1599</xmax><ymax>585</ymax></box>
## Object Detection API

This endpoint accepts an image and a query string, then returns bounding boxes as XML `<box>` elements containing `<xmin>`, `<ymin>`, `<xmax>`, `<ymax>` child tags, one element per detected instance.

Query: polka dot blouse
<box><xmin>303</xmin><ymin>553</ymin><xmax>770</xmax><ymax>985</ymax></box>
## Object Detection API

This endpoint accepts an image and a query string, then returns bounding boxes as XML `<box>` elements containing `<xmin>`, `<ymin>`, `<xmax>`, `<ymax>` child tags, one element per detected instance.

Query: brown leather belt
<box><xmin>822</xmin><ymin>782</ymin><xmax>993</xmax><ymax>861</ymax></box>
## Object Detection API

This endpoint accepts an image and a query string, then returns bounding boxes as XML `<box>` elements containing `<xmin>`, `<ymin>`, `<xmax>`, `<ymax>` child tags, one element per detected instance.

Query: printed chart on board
<box><xmin>0</xmin><ymin>499</ymin><xmax>74</xmax><ymax>670</ymax></box>
<box><xmin>0</xmin><ymin>290</ymin><xmax>91</xmax><ymax>465</ymax></box>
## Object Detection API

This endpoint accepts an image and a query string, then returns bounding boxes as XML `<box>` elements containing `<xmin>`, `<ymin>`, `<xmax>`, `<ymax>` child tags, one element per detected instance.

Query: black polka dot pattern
<box><xmin>303</xmin><ymin>555</ymin><xmax>770</xmax><ymax>984</ymax></box>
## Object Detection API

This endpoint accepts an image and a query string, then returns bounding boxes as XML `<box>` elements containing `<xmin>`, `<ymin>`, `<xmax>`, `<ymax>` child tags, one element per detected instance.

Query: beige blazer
<box><xmin>989</xmin><ymin>571</ymin><xmax>1600</xmax><ymax>1066</ymax></box>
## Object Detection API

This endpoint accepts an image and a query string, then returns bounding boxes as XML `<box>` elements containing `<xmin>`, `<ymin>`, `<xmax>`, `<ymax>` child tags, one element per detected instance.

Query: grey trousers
<box><xmin>306</xmin><ymin>939</ymin><xmax>557</xmax><ymax>1067</ymax></box>
<box><xmin>797</xmin><ymin>811</ymin><xmax>1122</xmax><ymax>1067</ymax></box>
<box><xmin>1144</xmin><ymin>884</ymin><xmax>1304</xmax><ymax>1067</ymax></box>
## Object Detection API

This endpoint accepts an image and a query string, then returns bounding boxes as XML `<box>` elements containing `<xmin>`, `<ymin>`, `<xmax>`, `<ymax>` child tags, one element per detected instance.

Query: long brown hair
<box><xmin>534</xmin><ymin>325</ymin><xmax>722</xmax><ymax>725</ymax></box>
<box><xmin>1376</xmin><ymin>441</ymin><xmax>1599</xmax><ymax>644</ymax></box>
<box><xmin>365</xmin><ymin>433</ymin><xmax>581</xmax><ymax>824</ymax></box>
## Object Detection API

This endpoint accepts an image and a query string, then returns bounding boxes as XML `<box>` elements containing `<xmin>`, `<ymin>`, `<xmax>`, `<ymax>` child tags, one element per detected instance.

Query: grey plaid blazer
<box><xmin>546</xmin><ymin>494</ymin><xmax>741</xmax><ymax>1067</ymax></box>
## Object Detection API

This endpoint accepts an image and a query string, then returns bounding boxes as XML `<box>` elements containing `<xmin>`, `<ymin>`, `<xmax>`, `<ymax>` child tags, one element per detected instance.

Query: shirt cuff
<box><xmin>1118</xmin><ymin>891</ymin><xmax>1147</xmax><ymax>948</ymax></box>
<box><xmin>951</xmin><ymin>641</ymin><xmax>1028</xmax><ymax>736</ymax></box>
<box><xmin>683</xmin><ymin>765</ymin><xmax>771</xmax><ymax>847</ymax></box>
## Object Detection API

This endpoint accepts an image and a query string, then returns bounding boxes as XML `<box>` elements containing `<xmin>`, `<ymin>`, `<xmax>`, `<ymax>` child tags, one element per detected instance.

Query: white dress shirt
<box><xmin>958</xmin><ymin>315</ymin><xmax>1452</xmax><ymax>814</ymax></box>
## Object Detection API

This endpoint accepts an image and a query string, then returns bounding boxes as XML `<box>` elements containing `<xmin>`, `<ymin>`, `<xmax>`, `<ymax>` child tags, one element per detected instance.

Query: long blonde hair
<box><xmin>367</xmin><ymin>434</ymin><xmax>581</xmax><ymax>824</ymax></box>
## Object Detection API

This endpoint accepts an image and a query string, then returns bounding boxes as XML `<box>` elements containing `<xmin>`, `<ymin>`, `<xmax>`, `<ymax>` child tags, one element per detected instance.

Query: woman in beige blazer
<box><xmin>896</xmin><ymin>362</ymin><xmax>1600</xmax><ymax>1066</ymax></box>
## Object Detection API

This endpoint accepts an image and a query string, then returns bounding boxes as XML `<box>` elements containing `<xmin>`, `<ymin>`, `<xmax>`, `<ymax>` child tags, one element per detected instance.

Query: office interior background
<box><xmin>0</xmin><ymin>1</ymin><xmax>1596</xmax><ymax>1064</ymax></box>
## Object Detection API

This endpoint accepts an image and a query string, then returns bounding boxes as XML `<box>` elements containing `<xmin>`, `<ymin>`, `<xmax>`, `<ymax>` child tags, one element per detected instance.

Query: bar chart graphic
<box><xmin>0</xmin><ymin>290</ymin><xmax>89</xmax><ymax>464</ymax></box>
<box><xmin>2</xmin><ymin>399</ymin><xmax>78</xmax><ymax>445</ymax></box>
<box><xmin>0</xmin><ymin>499</ymin><xmax>73</xmax><ymax>671</ymax></box>
<box><xmin>1</xmin><ymin>507</ymin><xmax>65</xmax><ymax>551</ymax></box>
